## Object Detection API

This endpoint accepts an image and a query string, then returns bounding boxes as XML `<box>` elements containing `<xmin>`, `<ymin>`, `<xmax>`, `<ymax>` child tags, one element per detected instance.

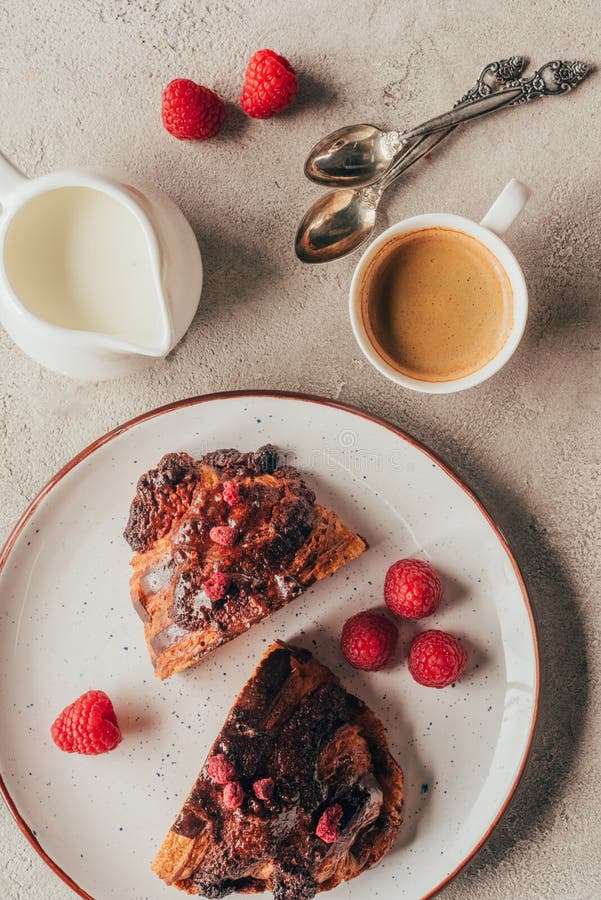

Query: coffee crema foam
<box><xmin>361</xmin><ymin>228</ymin><xmax>513</xmax><ymax>382</ymax></box>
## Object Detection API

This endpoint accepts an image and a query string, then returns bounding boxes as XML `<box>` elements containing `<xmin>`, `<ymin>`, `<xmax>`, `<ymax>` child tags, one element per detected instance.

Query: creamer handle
<box><xmin>0</xmin><ymin>153</ymin><xmax>26</xmax><ymax>202</ymax></box>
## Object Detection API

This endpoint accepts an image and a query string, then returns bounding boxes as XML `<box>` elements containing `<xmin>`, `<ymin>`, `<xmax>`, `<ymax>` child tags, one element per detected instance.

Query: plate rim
<box><xmin>0</xmin><ymin>389</ymin><xmax>540</xmax><ymax>900</ymax></box>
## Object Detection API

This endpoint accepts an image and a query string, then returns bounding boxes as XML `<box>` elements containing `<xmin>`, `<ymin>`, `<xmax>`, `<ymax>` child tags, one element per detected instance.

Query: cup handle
<box><xmin>0</xmin><ymin>152</ymin><xmax>26</xmax><ymax>202</ymax></box>
<box><xmin>479</xmin><ymin>178</ymin><xmax>531</xmax><ymax>236</ymax></box>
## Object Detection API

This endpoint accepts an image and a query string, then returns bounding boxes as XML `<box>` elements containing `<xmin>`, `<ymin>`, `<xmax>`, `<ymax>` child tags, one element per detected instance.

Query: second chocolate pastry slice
<box><xmin>153</xmin><ymin>641</ymin><xmax>404</xmax><ymax>898</ymax></box>
<box><xmin>124</xmin><ymin>445</ymin><xmax>367</xmax><ymax>679</ymax></box>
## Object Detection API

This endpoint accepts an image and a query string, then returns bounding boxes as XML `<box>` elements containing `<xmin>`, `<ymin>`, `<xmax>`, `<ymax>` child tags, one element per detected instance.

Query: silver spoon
<box><xmin>295</xmin><ymin>57</ymin><xmax>525</xmax><ymax>264</ymax></box>
<box><xmin>305</xmin><ymin>59</ymin><xmax>589</xmax><ymax>187</ymax></box>
<box><xmin>296</xmin><ymin>59</ymin><xmax>590</xmax><ymax>264</ymax></box>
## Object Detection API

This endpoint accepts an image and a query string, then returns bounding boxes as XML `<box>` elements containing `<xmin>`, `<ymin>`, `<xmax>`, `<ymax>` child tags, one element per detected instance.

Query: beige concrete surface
<box><xmin>0</xmin><ymin>1</ymin><xmax>599</xmax><ymax>897</ymax></box>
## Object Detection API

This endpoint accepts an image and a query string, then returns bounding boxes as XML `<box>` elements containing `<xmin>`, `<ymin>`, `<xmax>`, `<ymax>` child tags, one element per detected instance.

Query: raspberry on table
<box><xmin>340</xmin><ymin>610</ymin><xmax>398</xmax><ymax>671</ymax></box>
<box><xmin>253</xmin><ymin>777</ymin><xmax>274</xmax><ymax>801</ymax></box>
<box><xmin>50</xmin><ymin>690</ymin><xmax>122</xmax><ymax>755</ymax></box>
<box><xmin>240</xmin><ymin>49</ymin><xmax>298</xmax><ymax>119</ymax></box>
<box><xmin>408</xmin><ymin>630</ymin><xmax>468</xmax><ymax>688</ymax></box>
<box><xmin>209</xmin><ymin>525</ymin><xmax>238</xmax><ymax>546</ymax></box>
<box><xmin>315</xmin><ymin>803</ymin><xmax>343</xmax><ymax>843</ymax></box>
<box><xmin>162</xmin><ymin>78</ymin><xmax>225</xmax><ymax>140</ymax></box>
<box><xmin>222</xmin><ymin>480</ymin><xmax>242</xmax><ymax>505</ymax></box>
<box><xmin>384</xmin><ymin>558</ymin><xmax>443</xmax><ymax>620</ymax></box>
<box><xmin>222</xmin><ymin>781</ymin><xmax>244</xmax><ymax>809</ymax></box>
<box><xmin>203</xmin><ymin>571</ymin><xmax>230</xmax><ymax>601</ymax></box>
<box><xmin>207</xmin><ymin>753</ymin><xmax>236</xmax><ymax>784</ymax></box>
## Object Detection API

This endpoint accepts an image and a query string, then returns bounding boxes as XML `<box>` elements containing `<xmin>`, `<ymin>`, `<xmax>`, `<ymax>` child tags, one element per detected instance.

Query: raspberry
<box><xmin>209</xmin><ymin>525</ymin><xmax>238</xmax><ymax>546</ymax></box>
<box><xmin>315</xmin><ymin>803</ymin><xmax>343</xmax><ymax>843</ymax></box>
<box><xmin>50</xmin><ymin>690</ymin><xmax>121</xmax><ymax>755</ymax></box>
<box><xmin>162</xmin><ymin>78</ymin><xmax>225</xmax><ymax>140</ymax></box>
<box><xmin>222</xmin><ymin>481</ymin><xmax>241</xmax><ymax>505</ymax></box>
<box><xmin>240</xmin><ymin>49</ymin><xmax>298</xmax><ymax>119</ymax></box>
<box><xmin>408</xmin><ymin>630</ymin><xmax>468</xmax><ymax>688</ymax></box>
<box><xmin>384</xmin><ymin>558</ymin><xmax>443</xmax><ymax>620</ymax></box>
<box><xmin>207</xmin><ymin>753</ymin><xmax>236</xmax><ymax>784</ymax></box>
<box><xmin>203</xmin><ymin>571</ymin><xmax>230</xmax><ymax>601</ymax></box>
<box><xmin>223</xmin><ymin>781</ymin><xmax>244</xmax><ymax>809</ymax></box>
<box><xmin>340</xmin><ymin>611</ymin><xmax>398</xmax><ymax>671</ymax></box>
<box><xmin>253</xmin><ymin>777</ymin><xmax>274</xmax><ymax>801</ymax></box>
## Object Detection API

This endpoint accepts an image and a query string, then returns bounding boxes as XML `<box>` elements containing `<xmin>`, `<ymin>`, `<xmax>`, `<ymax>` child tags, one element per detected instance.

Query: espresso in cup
<box><xmin>361</xmin><ymin>227</ymin><xmax>514</xmax><ymax>382</ymax></box>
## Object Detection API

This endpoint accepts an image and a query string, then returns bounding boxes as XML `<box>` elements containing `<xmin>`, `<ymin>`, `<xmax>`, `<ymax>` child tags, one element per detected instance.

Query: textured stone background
<box><xmin>0</xmin><ymin>1</ymin><xmax>599</xmax><ymax>897</ymax></box>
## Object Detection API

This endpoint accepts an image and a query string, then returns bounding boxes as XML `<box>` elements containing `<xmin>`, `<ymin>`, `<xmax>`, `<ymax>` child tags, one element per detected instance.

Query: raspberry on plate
<box><xmin>408</xmin><ymin>630</ymin><xmax>467</xmax><ymax>688</ymax></box>
<box><xmin>384</xmin><ymin>558</ymin><xmax>443</xmax><ymax>619</ymax></box>
<box><xmin>162</xmin><ymin>78</ymin><xmax>225</xmax><ymax>140</ymax></box>
<box><xmin>340</xmin><ymin>610</ymin><xmax>398</xmax><ymax>671</ymax></box>
<box><xmin>240</xmin><ymin>49</ymin><xmax>298</xmax><ymax>119</ymax></box>
<box><xmin>50</xmin><ymin>690</ymin><xmax>122</xmax><ymax>755</ymax></box>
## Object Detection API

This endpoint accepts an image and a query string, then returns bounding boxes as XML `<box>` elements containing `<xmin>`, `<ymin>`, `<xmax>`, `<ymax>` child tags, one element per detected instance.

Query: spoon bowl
<box><xmin>295</xmin><ymin>189</ymin><xmax>377</xmax><ymax>263</ymax></box>
<box><xmin>304</xmin><ymin>124</ymin><xmax>395</xmax><ymax>188</ymax></box>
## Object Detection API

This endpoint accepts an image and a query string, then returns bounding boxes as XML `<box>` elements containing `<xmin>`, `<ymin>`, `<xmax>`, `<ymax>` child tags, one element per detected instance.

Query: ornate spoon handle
<box><xmin>454</xmin><ymin>56</ymin><xmax>527</xmax><ymax>106</ymax></box>
<box><xmin>367</xmin><ymin>57</ymin><xmax>526</xmax><ymax>201</ymax></box>
<box><xmin>386</xmin><ymin>60</ymin><xmax>589</xmax><ymax>151</ymax></box>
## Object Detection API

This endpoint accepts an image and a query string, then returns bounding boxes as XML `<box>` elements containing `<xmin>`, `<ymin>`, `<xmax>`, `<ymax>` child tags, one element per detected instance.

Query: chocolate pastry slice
<box><xmin>153</xmin><ymin>642</ymin><xmax>403</xmax><ymax>898</ymax></box>
<box><xmin>124</xmin><ymin>446</ymin><xmax>367</xmax><ymax>680</ymax></box>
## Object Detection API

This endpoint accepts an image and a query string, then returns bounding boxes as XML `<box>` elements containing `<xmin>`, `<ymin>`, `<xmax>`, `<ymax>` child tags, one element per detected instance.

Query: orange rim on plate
<box><xmin>0</xmin><ymin>390</ymin><xmax>540</xmax><ymax>900</ymax></box>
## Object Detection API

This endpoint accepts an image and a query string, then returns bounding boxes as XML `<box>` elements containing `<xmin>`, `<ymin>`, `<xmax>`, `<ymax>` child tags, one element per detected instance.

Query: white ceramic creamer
<box><xmin>0</xmin><ymin>153</ymin><xmax>203</xmax><ymax>380</ymax></box>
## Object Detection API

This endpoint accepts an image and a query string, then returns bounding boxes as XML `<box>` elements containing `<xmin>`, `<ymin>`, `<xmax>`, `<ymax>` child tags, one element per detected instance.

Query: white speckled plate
<box><xmin>0</xmin><ymin>392</ymin><xmax>538</xmax><ymax>900</ymax></box>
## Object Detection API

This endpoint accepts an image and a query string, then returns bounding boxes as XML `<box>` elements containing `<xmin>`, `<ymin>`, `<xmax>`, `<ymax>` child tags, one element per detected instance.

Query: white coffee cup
<box><xmin>349</xmin><ymin>179</ymin><xmax>530</xmax><ymax>394</ymax></box>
